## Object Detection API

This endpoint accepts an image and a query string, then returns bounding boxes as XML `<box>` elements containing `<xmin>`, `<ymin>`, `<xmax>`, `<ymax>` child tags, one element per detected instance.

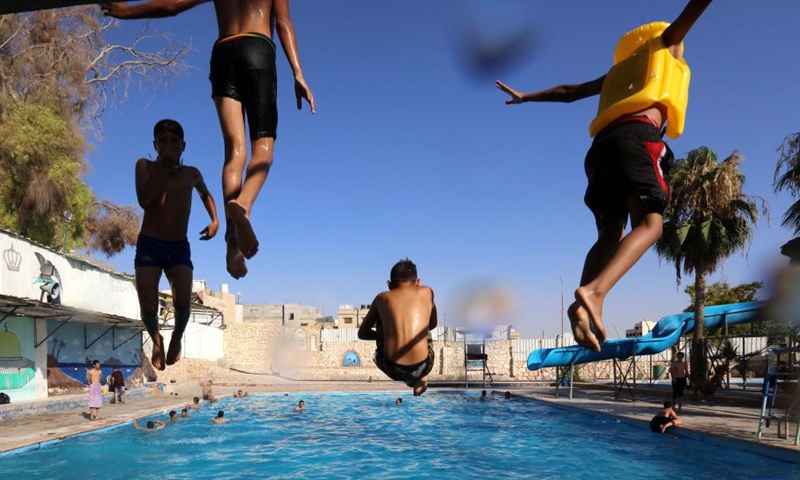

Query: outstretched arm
<box><xmin>662</xmin><ymin>0</ymin><xmax>713</xmax><ymax>48</ymax></box>
<box><xmin>193</xmin><ymin>170</ymin><xmax>219</xmax><ymax>240</ymax></box>
<box><xmin>132</xmin><ymin>418</ymin><xmax>142</xmax><ymax>430</ymax></box>
<box><xmin>357</xmin><ymin>295</ymin><xmax>382</xmax><ymax>341</ymax></box>
<box><xmin>101</xmin><ymin>0</ymin><xmax>210</xmax><ymax>19</ymax></box>
<box><xmin>496</xmin><ymin>76</ymin><xmax>605</xmax><ymax>105</ymax></box>
<box><xmin>273</xmin><ymin>0</ymin><xmax>316</xmax><ymax>113</ymax></box>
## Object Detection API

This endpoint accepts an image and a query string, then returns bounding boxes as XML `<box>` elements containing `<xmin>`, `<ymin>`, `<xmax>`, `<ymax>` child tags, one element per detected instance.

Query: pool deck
<box><xmin>1</xmin><ymin>377</ymin><xmax>799</xmax><ymax>459</ymax></box>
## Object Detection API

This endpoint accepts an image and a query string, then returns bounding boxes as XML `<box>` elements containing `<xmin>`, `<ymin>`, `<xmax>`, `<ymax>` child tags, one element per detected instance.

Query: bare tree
<box><xmin>0</xmin><ymin>7</ymin><xmax>191</xmax><ymax>254</ymax></box>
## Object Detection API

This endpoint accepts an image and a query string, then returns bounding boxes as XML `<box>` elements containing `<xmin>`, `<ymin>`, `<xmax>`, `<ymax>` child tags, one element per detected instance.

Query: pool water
<box><xmin>2</xmin><ymin>391</ymin><xmax>798</xmax><ymax>479</ymax></box>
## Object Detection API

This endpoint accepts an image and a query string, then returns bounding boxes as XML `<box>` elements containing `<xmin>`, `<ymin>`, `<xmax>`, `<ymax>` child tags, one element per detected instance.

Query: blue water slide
<box><xmin>527</xmin><ymin>301</ymin><xmax>766</xmax><ymax>371</ymax></box>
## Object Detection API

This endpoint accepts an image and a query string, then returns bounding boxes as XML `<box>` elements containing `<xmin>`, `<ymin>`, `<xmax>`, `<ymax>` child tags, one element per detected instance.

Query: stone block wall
<box><xmin>210</xmin><ymin>323</ymin><xmax>676</xmax><ymax>385</ymax></box>
<box><xmin>222</xmin><ymin>323</ymin><xmax>284</xmax><ymax>374</ymax></box>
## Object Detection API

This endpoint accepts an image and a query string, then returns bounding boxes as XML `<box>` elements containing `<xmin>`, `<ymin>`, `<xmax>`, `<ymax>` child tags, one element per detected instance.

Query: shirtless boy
<box><xmin>496</xmin><ymin>0</ymin><xmax>713</xmax><ymax>351</ymax></box>
<box><xmin>670</xmin><ymin>352</ymin><xmax>689</xmax><ymax>411</ymax></box>
<box><xmin>133</xmin><ymin>119</ymin><xmax>219</xmax><ymax>371</ymax></box>
<box><xmin>649</xmin><ymin>401</ymin><xmax>683</xmax><ymax>433</ymax></box>
<box><xmin>102</xmin><ymin>0</ymin><xmax>316</xmax><ymax>279</ymax></box>
<box><xmin>133</xmin><ymin>418</ymin><xmax>166</xmax><ymax>432</ymax></box>
<box><xmin>86</xmin><ymin>360</ymin><xmax>103</xmax><ymax>420</ymax></box>
<box><xmin>358</xmin><ymin>259</ymin><xmax>438</xmax><ymax>396</ymax></box>
<box><xmin>211</xmin><ymin>411</ymin><xmax>228</xmax><ymax>424</ymax></box>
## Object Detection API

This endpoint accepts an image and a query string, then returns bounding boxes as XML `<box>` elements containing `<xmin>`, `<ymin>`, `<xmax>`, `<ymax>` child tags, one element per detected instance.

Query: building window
<box><xmin>289</xmin><ymin>313</ymin><xmax>295</xmax><ymax>321</ymax></box>
<box><xmin>344</xmin><ymin>317</ymin><xmax>353</xmax><ymax>324</ymax></box>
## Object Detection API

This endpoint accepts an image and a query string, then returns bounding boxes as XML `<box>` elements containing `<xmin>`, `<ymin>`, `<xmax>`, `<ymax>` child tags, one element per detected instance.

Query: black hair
<box><xmin>153</xmin><ymin>119</ymin><xmax>184</xmax><ymax>140</ymax></box>
<box><xmin>181</xmin><ymin>408</ymin><xmax>187</xmax><ymax>413</ymax></box>
<box><xmin>390</xmin><ymin>258</ymin><xmax>418</xmax><ymax>285</ymax></box>
<box><xmin>663</xmin><ymin>400</ymin><xmax>673</xmax><ymax>408</ymax></box>
<box><xmin>169</xmin><ymin>410</ymin><xmax>176</xmax><ymax>417</ymax></box>
<box><xmin>194</xmin><ymin>397</ymin><xmax>200</xmax><ymax>403</ymax></box>
<box><xmin>92</xmin><ymin>359</ymin><xmax>100</xmax><ymax>365</ymax></box>
<box><xmin>146</xmin><ymin>421</ymin><xmax>155</xmax><ymax>429</ymax></box>
<box><xmin>217</xmin><ymin>411</ymin><xmax>224</xmax><ymax>418</ymax></box>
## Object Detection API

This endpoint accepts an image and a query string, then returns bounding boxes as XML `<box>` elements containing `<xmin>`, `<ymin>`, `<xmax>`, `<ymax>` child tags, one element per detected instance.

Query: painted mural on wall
<box><xmin>342</xmin><ymin>350</ymin><xmax>361</xmax><ymax>367</ymax></box>
<box><xmin>0</xmin><ymin>317</ymin><xmax>36</xmax><ymax>402</ymax></box>
<box><xmin>0</xmin><ymin>230</ymin><xmax>140</xmax><ymax>319</ymax></box>
<box><xmin>33</xmin><ymin>252</ymin><xmax>62</xmax><ymax>305</ymax></box>
<box><xmin>46</xmin><ymin>321</ymin><xmax>145</xmax><ymax>396</ymax></box>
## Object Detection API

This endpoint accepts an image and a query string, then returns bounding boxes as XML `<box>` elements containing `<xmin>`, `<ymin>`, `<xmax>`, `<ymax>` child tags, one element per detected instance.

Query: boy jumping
<box><xmin>134</xmin><ymin>119</ymin><xmax>219</xmax><ymax>370</ymax></box>
<box><xmin>496</xmin><ymin>0</ymin><xmax>713</xmax><ymax>351</ymax></box>
<box><xmin>358</xmin><ymin>259</ymin><xmax>438</xmax><ymax>396</ymax></box>
<box><xmin>103</xmin><ymin>0</ymin><xmax>316</xmax><ymax>279</ymax></box>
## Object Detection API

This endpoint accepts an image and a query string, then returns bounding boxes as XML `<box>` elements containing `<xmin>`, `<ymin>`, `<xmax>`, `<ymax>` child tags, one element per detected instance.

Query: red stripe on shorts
<box><xmin>644</xmin><ymin>140</ymin><xmax>668</xmax><ymax>195</ymax></box>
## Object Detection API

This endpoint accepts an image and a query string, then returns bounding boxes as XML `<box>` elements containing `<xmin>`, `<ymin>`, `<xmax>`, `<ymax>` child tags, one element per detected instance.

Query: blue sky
<box><xmin>86</xmin><ymin>1</ymin><xmax>800</xmax><ymax>338</ymax></box>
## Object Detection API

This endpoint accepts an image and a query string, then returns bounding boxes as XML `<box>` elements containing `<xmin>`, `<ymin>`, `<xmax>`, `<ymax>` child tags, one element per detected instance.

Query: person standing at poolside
<box><xmin>110</xmin><ymin>367</ymin><xmax>126</xmax><ymax>404</ymax></box>
<box><xmin>102</xmin><ymin>0</ymin><xmax>316</xmax><ymax>280</ymax></box>
<box><xmin>358</xmin><ymin>259</ymin><xmax>438</xmax><ymax>396</ymax></box>
<box><xmin>86</xmin><ymin>360</ymin><xmax>103</xmax><ymax>420</ymax></box>
<box><xmin>130</xmin><ymin>119</ymin><xmax>219</xmax><ymax>371</ymax></box>
<box><xmin>496</xmin><ymin>0</ymin><xmax>714</xmax><ymax>351</ymax></box>
<box><xmin>201</xmin><ymin>379</ymin><xmax>217</xmax><ymax>402</ymax></box>
<box><xmin>669</xmin><ymin>352</ymin><xmax>689</xmax><ymax>412</ymax></box>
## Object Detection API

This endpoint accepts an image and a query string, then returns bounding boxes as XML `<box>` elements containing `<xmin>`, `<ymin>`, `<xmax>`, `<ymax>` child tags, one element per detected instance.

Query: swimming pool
<box><xmin>2</xmin><ymin>391</ymin><xmax>798</xmax><ymax>479</ymax></box>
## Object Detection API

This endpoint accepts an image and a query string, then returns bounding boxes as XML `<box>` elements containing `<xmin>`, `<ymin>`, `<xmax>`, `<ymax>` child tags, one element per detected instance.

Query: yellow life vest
<box><xmin>589</xmin><ymin>22</ymin><xmax>690</xmax><ymax>140</ymax></box>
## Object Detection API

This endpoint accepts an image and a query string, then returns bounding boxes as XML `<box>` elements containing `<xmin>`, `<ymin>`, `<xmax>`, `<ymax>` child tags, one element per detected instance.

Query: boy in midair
<box><xmin>496</xmin><ymin>0</ymin><xmax>713</xmax><ymax>351</ymax></box>
<box><xmin>103</xmin><ymin>0</ymin><xmax>315</xmax><ymax>279</ymax></box>
<box><xmin>134</xmin><ymin>119</ymin><xmax>219</xmax><ymax>370</ymax></box>
<box><xmin>358</xmin><ymin>259</ymin><xmax>438</xmax><ymax>396</ymax></box>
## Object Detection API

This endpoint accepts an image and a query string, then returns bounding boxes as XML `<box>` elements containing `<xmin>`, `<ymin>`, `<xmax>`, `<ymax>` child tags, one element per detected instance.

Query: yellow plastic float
<box><xmin>589</xmin><ymin>22</ymin><xmax>690</xmax><ymax>140</ymax></box>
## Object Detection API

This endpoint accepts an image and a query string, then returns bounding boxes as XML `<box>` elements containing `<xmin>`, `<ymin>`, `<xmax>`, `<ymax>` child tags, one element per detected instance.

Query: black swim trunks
<box><xmin>671</xmin><ymin>377</ymin><xmax>687</xmax><ymax>399</ymax></box>
<box><xmin>374</xmin><ymin>334</ymin><xmax>435</xmax><ymax>386</ymax></box>
<box><xmin>134</xmin><ymin>233</ymin><xmax>193</xmax><ymax>271</ymax></box>
<box><xmin>209</xmin><ymin>32</ymin><xmax>278</xmax><ymax>140</ymax></box>
<box><xmin>583</xmin><ymin>115</ymin><xmax>675</xmax><ymax>229</ymax></box>
<box><xmin>649</xmin><ymin>415</ymin><xmax>672</xmax><ymax>433</ymax></box>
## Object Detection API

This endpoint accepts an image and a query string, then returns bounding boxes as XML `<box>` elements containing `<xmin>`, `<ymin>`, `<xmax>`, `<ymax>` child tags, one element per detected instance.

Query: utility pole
<box><xmin>559</xmin><ymin>275</ymin><xmax>565</xmax><ymax>348</ymax></box>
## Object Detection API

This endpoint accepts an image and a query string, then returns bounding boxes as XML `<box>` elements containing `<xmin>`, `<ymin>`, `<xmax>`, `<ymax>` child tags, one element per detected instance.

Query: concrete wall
<box><xmin>241</xmin><ymin>303</ymin><xmax>321</xmax><ymax>326</ymax></box>
<box><xmin>213</xmin><ymin>322</ymin><xmax>681</xmax><ymax>385</ymax></box>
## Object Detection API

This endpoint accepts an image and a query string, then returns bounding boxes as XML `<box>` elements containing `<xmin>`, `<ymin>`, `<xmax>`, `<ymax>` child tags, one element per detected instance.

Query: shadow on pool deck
<box><xmin>1</xmin><ymin>377</ymin><xmax>799</xmax><ymax>459</ymax></box>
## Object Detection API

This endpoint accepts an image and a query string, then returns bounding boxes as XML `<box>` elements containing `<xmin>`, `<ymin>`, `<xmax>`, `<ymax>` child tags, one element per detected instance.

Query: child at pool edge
<box><xmin>649</xmin><ymin>400</ymin><xmax>683</xmax><ymax>433</ymax></box>
<box><xmin>358</xmin><ymin>258</ymin><xmax>438</xmax><ymax>396</ymax></box>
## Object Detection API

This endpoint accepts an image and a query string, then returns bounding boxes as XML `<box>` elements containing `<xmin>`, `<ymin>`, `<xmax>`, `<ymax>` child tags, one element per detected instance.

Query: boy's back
<box><xmin>359</xmin><ymin>258</ymin><xmax>438</xmax><ymax>396</ymax></box>
<box><xmin>373</xmin><ymin>284</ymin><xmax>435</xmax><ymax>366</ymax></box>
<box><xmin>212</xmin><ymin>0</ymin><xmax>276</xmax><ymax>37</ymax></box>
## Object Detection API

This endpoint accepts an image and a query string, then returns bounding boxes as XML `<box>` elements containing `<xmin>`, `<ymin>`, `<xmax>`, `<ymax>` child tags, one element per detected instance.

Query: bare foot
<box><xmin>568</xmin><ymin>301</ymin><xmax>601</xmax><ymax>352</ymax></box>
<box><xmin>151</xmin><ymin>333</ymin><xmax>166</xmax><ymax>371</ymax></box>
<box><xmin>413</xmin><ymin>377</ymin><xmax>429</xmax><ymax>396</ymax></box>
<box><xmin>575</xmin><ymin>287</ymin><xmax>607</xmax><ymax>343</ymax></box>
<box><xmin>226</xmin><ymin>200</ymin><xmax>259</xmax><ymax>259</ymax></box>
<box><xmin>226</xmin><ymin>236</ymin><xmax>248</xmax><ymax>279</ymax></box>
<box><xmin>166</xmin><ymin>338</ymin><xmax>182</xmax><ymax>366</ymax></box>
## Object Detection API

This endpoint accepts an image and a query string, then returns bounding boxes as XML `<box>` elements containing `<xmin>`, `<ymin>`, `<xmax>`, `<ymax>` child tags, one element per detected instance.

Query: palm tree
<box><xmin>656</xmin><ymin>147</ymin><xmax>765</xmax><ymax>380</ymax></box>
<box><xmin>775</xmin><ymin>133</ymin><xmax>800</xmax><ymax>236</ymax></box>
